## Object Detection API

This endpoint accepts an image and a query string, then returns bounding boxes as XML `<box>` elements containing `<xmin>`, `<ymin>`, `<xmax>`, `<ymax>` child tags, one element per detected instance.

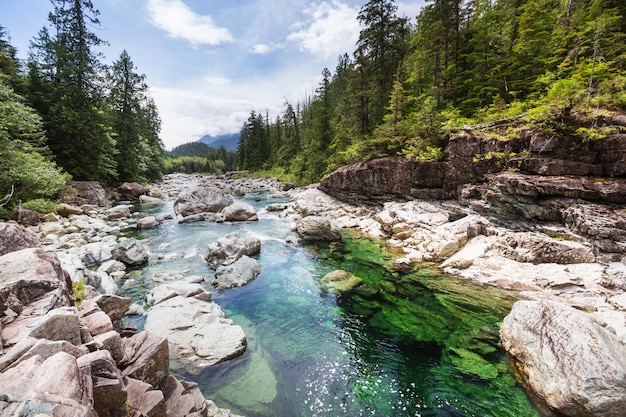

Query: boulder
<box><xmin>500</xmin><ymin>300</ymin><xmax>626</xmax><ymax>417</ymax></box>
<box><xmin>174</xmin><ymin>186</ymin><xmax>233</xmax><ymax>217</ymax></box>
<box><xmin>161</xmin><ymin>375</ymin><xmax>243</xmax><ymax>417</ymax></box>
<box><xmin>28</xmin><ymin>307</ymin><xmax>82</xmax><ymax>345</ymax></box>
<box><xmin>65</xmin><ymin>180</ymin><xmax>108</xmax><ymax>207</ymax></box>
<box><xmin>90</xmin><ymin>294</ymin><xmax>133</xmax><ymax>324</ymax></box>
<box><xmin>205</xmin><ymin>232</ymin><xmax>261</xmax><ymax>266</ymax></box>
<box><xmin>320</xmin><ymin>270</ymin><xmax>363</xmax><ymax>292</ymax></box>
<box><xmin>105</xmin><ymin>204</ymin><xmax>132</xmax><ymax>220</ymax></box>
<box><xmin>77</xmin><ymin>349</ymin><xmax>127</xmax><ymax>417</ymax></box>
<box><xmin>144</xmin><ymin>295</ymin><xmax>246</xmax><ymax>367</ymax></box>
<box><xmin>126</xmin><ymin>378</ymin><xmax>166</xmax><ymax>417</ymax></box>
<box><xmin>120</xmin><ymin>331</ymin><xmax>169</xmax><ymax>389</ymax></box>
<box><xmin>0</xmin><ymin>352</ymin><xmax>97</xmax><ymax>416</ymax></box>
<box><xmin>0</xmin><ymin>248</ymin><xmax>72</xmax><ymax>318</ymax></box>
<box><xmin>295</xmin><ymin>216</ymin><xmax>341</xmax><ymax>242</ymax></box>
<box><xmin>146</xmin><ymin>282</ymin><xmax>207</xmax><ymax>306</ymax></box>
<box><xmin>9</xmin><ymin>208</ymin><xmax>41</xmax><ymax>226</ymax></box>
<box><xmin>139</xmin><ymin>195</ymin><xmax>165</xmax><ymax>206</ymax></box>
<box><xmin>118</xmin><ymin>182</ymin><xmax>149</xmax><ymax>202</ymax></box>
<box><xmin>137</xmin><ymin>216</ymin><xmax>160</xmax><ymax>230</ymax></box>
<box><xmin>115</xmin><ymin>237</ymin><xmax>148</xmax><ymax>267</ymax></box>
<box><xmin>212</xmin><ymin>255</ymin><xmax>261</xmax><ymax>289</ymax></box>
<box><xmin>93</xmin><ymin>330</ymin><xmax>124</xmax><ymax>364</ymax></box>
<box><xmin>221</xmin><ymin>202</ymin><xmax>258</xmax><ymax>222</ymax></box>
<box><xmin>81</xmin><ymin>240</ymin><xmax>118</xmax><ymax>267</ymax></box>
<box><xmin>57</xmin><ymin>202</ymin><xmax>83</xmax><ymax>216</ymax></box>
<box><xmin>0</xmin><ymin>222</ymin><xmax>40</xmax><ymax>256</ymax></box>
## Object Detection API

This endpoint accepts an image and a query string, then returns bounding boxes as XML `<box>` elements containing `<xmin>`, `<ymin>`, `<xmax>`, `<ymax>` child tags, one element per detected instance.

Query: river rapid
<box><xmin>122</xmin><ymin>176</ymin><xmax>549</xmax><ymax>417</ymax></box>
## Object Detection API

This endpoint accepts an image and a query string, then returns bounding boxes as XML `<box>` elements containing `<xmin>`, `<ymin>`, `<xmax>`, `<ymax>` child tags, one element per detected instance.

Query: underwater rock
<box><xmin>320</xmin><ymin>270</ymin><xmax>363</xmax><ymax>292</ymax></box>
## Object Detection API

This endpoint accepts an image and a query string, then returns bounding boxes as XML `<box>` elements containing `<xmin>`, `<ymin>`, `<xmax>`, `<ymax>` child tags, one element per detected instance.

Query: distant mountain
<box><xmin>198</xmin><ymin>133</ymin><xmax>239</xmax><ymax>151</ymax></box>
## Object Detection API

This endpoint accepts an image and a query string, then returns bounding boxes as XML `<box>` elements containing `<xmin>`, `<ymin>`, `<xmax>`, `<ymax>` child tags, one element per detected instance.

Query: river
<box><xmin>121</xmin><ymin>183</ymin><xmax>549</xmax><ymax>417</ymax></box>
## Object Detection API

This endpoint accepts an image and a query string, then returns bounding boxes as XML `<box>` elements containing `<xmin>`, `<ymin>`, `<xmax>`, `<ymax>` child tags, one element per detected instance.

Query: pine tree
<box><xmin>27</xmin><ymin>0</ymin><xmax>117</xmax><ymax>181</ymax></box>
<box><xmin>107</xmin><ymin>50</ymin><xmax>163</xmax><ymax>182</ymax></box>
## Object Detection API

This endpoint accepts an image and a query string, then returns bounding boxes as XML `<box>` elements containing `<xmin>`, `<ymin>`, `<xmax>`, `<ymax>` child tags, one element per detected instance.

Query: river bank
<box><xmin>1</xmin><ymin>172</ymin><xmax>625</xmax><ymax>416</ymax></box>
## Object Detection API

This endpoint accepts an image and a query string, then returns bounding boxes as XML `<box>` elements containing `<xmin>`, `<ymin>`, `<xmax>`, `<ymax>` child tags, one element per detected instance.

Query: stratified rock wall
<box><xmin>319</xmin><ymin>129</ymin><xmax>626</xmax><ymax>204</ymax></box>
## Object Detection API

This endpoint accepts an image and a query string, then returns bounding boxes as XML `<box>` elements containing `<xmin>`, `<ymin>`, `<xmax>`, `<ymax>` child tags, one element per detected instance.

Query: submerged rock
<box><xmin>320</xmin><ymin>270</ymin><xmax>363</xmax><ymax>292</ymax></box>
<box><xmin>500</xmin><ymin>300</ymin><xmax>626</xmax><ymax>417</ymax></box>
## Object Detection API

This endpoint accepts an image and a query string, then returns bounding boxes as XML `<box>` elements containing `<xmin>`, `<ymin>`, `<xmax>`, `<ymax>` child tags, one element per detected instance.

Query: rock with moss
<box><xmin>320</xmin><ymin>270</ymin><xmax>363</xmax><ymax>292</ymax></box>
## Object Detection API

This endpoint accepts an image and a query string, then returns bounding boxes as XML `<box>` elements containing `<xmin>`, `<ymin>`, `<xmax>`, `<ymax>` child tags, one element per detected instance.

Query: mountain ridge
<box><xmin>198</xmin><ymin>133</ymin><xmax>239</xmax><ymax>151</ymax></box>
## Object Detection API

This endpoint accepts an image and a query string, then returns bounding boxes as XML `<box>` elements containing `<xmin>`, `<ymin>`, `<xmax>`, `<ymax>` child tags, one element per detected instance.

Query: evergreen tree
<box><xmin>27</xmin><ymin>0</ymin><xmax>117</xmax><ymax>181</ymax></box>
<box><xmin>107</xmin><ymin>50</ymin><xmax>163</xmax><ymax>182</ymax></box>
<box><xmin>355</xmin><ymin>0</ymin><xmax>409</xmax><ymax>130</ymax></box>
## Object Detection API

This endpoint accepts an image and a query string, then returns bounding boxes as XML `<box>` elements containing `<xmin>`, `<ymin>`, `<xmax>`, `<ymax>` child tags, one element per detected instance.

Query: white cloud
<box><xmin>250</xmin><ymin>43</ymin><xmax>283</xmax><ymax>54</ymax></box>
<box><xmin>287</xmin><ymin>0</ymin><xmax>361</xmax><ymax>60</ymax></box>
<box><xmin>146</xmin><ymin>0</ymin><xmax>233</xmax><ymax>46</ymax></box>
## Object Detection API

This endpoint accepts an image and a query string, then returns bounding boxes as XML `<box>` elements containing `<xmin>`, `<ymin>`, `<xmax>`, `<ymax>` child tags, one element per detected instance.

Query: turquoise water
<box><xmin>123</xmin><ymin>190</ymin><xmax>549</xmax><ymax>417</ymax></box>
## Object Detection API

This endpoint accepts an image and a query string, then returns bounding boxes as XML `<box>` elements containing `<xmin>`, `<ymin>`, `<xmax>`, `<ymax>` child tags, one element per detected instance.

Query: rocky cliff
<box><xmin>319</xmin><ymin>121</ymin><xmax>626</xmax><ymax>205</ymax></box>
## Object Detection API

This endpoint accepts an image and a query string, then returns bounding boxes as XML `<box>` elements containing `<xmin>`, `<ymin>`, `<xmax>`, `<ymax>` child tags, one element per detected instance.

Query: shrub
<box><xmin>21</xmin><ymin>198</ymin><xmax>59</xmax><ymax>214</ymax></box>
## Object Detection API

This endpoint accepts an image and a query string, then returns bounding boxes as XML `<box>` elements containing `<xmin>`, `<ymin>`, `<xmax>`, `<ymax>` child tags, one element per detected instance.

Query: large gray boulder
<box><xmin>500</xmin><ymin>300</ymin><xmax>626</xmax><ymax>417</ymax></box>
<box><xmin>118</xmin><ymin>182</ymin><xmax>148</xmax><ymax>202</ymax></box>
<box><xmin>0</xmin><ymin>222</ymin><xmax>40</xmax><ymax>256</ymax></box>
<box><xmin>144</xmin><ymin>286</ymin><xmax>246</xmax><ymax>367</ymax></box>
<box><xmin>174</xmin><ymin>186</ymin><xmax>233</xmax><ymax>217</ymax></box>
<box><xmin>212</xmin><ymin>255</ymin><xmax>261</xmax><ymax>289</ymax></box>
<box><xmin>296</xmin><ymin>216</ymin><xmax>341</xmax><ymax>242</ymax></box>
<box><xmin>65</xmin><ymin>180</ymin><xmax>108</xmax><ymax>207</ymax></box>
<box><xmin>115</xmin><ymin>237</ymin><xmax>148</xmax><ymax>267</ymax></box>
<box><xmin>221</xmin><ymin>202</ymin><xmax>258</xmax><ymax>222</ymax></box>
<box><xmin>205</xmin><ymin>232</ymin><xmax>261</xmax><ymax>267</ymax></box>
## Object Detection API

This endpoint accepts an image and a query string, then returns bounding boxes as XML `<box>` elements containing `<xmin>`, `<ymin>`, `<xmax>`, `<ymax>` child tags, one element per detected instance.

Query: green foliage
<box><xmin>106</xmin><ymin>50</ymin><xmax>164</xmax><ymax>182</ymax></box>
<box><xmin>235</xmin><ymin>0</ymin><xmax>624</xmax><ymax>185</ymax></box>
<box><xmin>0</xmin><ymin>79</ymin><xmax>68</xmax><ymax>207</ymax></box>
<box><xmin>72</xmin><ymin>279</ymin><xmax>86</xmax><ymax>309</ymax></box>
<box><xmin>21</xmin><ymin>198</ymin><xmax>59</xmax><ymax>214</ymax></box>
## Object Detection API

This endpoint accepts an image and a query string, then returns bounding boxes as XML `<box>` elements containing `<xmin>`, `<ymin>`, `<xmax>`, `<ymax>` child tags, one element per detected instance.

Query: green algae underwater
<box><xmin>187</xmin><ymin>231</ymin><xmax>548</xmax><ymax>417</ymax></box>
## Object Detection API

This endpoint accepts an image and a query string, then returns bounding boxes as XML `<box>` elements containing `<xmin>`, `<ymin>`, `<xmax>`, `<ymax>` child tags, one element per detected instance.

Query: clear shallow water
<box><xmin>122</xmin><ymin>190</ymin><xmax>549</xmax><ymax>417</ymax></box>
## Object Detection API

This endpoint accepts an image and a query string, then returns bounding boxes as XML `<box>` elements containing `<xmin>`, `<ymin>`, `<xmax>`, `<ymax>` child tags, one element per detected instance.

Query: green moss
<box><xmin>446</xmin><ymin>347</ymin><xmax>501</xmax><ymax>379</ymax></box>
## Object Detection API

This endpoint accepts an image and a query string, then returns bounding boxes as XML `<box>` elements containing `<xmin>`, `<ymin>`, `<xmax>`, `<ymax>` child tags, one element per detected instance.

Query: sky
<box><xmin>2</xmin><ymin>0</ymin><xmax>424</xmax><ymax>150</ymax></box>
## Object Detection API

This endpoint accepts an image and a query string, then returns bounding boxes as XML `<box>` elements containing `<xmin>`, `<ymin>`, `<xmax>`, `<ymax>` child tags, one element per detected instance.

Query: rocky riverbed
<box><xmin>1</xmin><ymin>169</ymin><xmax>625</xmax><ymax>417</ymax></box>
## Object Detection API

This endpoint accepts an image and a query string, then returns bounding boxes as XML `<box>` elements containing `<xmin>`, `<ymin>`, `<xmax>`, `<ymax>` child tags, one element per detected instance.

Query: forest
<box><xmin>0</xmin><ymin>0</ymin><xmax>164</xmax><ymax>215</ymax></box>
<box><xmin>236</xmin><ymin>0</ymin><xmax>626</xmax><ymax>184</ymax></box>
<box><xmin>1</xmin><ymin>0</ymin><xmax>625</xmax><ymax>214</ymax></box>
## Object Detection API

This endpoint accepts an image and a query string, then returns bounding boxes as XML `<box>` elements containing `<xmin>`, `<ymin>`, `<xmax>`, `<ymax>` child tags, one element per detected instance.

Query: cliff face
<box><xmin>319</xmin><ymin>125</ymin><xmax>626</xmax><ymax>206</ymax></box>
